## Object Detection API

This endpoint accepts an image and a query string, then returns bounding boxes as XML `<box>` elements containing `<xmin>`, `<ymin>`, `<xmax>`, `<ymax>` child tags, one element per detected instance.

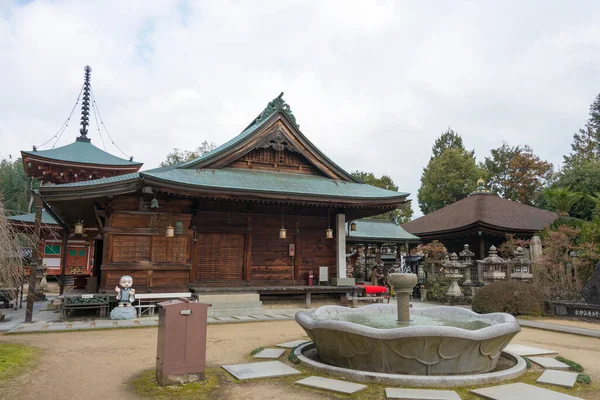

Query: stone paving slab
<box><xmin>517</xmin><ymin>319</ymin><xmax>600</xmax><ymax>338</ymax></box>
<box><xmin>214</xmin><ymin>317</ymin><xmax>239</xmax><ymax>323</ymax></box>
<box><xmin>470</xmin><ymin>382</ymin><xmax>582</xmax><ymax>399</ymax></box>
<box><xmin>253</xmin><ymin>348</ymin><xmax>286</xmax><ymax>359</ymax></box>
<box><xmin>249</xmin><ymin>314</ymin><xmax>275</xmax><ymax>320</ymax></box>
<box><xmin>296</xmin><ymin>376</ymin><xmax>367</xmax><ymax>394</ymax></box>
<box><xmin>276</xmin><ymin>340</ymin><xmax>310</xmax><ymax>348</ymax></box>
<box><xmin>504</xmin><ymin>344</ymin><xmax>558</xmax><ymax>356</ymax></box>
<box><xmin>222</xmin><ymin>361</ymin><xmax>301</xmax><ymax>380</ymax></box>
<box><xmin>231</xmin><ymin>316</ymin><xmax>256</xmax><ymax>322</ymax></box>
<box><xmin>537</xmin><ymin>370</ymin><xmax>579</xmax><ymax>388</ymax></box>
<box><xmin>385</xmin><ymin>388</ymin><xmax>460</xmax><ymax>399</ymax></box>
<box><xmin>528</xmin><ymin>357</ymin><xmax>570</xmax><ymax>370</ymax></box>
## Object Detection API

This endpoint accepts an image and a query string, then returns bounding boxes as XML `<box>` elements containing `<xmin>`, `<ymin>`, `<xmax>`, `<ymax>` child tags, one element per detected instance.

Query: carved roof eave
<box><xmin>187</xmin><ymin>112</ymin><xmax>360</xmax><ymax>183</ymax></box>
<box><xmin>143</xmin><ymin>175</ymin><xmax>408</xmax><ymax>208</ymax></box>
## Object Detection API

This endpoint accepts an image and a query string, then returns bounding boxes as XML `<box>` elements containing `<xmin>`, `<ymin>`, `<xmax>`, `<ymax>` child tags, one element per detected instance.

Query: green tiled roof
<box><xmin>143</xmin><ymin>168</ymin><xmax>408</xmax><ymax>200</ymax></box>
<box><xmin>8</xmin><ymin>211</ymin><xmax>58</xmax><ymax>225</ymax></box>
<box><xmin>347</xmin><ymin>219</ymin><xmax>420</xmax><ymax>241</ymax></box>
<box><xmin>22</xmin><ymin>140</ymin><xmax>142</xmax><ymax>166</ymax></box>
<box><xmin>39</xmin><ymin>172</ymin><xmax>140</xmax><ymax>188</ymax></box>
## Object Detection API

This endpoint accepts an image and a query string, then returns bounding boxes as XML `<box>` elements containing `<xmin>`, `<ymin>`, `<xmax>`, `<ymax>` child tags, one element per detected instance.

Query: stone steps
<box><xmin>195</xmin><ymin>293</ymin><xmax>265</xmax><ymax>317</ymax></box>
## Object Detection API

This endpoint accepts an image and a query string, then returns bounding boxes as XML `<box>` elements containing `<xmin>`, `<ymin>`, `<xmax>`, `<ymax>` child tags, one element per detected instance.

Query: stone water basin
<box><xmin>295</xmin><ymin>304</ymin><xmax>520</xmax><ymax>376</ymax></box>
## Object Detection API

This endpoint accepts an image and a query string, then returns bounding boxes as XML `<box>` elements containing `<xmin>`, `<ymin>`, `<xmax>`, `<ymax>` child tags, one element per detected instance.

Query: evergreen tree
<box><xmin>552</xmin><ymin>161</ymin><xmax>600</xmax><ymax>221</ymax></box>
<box><xmin>0</xmin><ymin>157</ymin><xmax>35</xmax><ymax>215</ymax></box>
<box><xmin>351</xmin><ymin>171</ymin><xmax>412</xmax><ymax>222</ymax></box>
<box><xmin>431</xmin><ymin>127</ymin><xmax>467</xmax><ymax>158</ymax></box>
<box><xmin>564</xmin><ymin>93</ymin><xmax>600</xmax><ymax>168</ymax></box>
<box><xmin>418</xmin><ymin>148</ymin><xmax>480</xmax><ymax>214</ymax></box>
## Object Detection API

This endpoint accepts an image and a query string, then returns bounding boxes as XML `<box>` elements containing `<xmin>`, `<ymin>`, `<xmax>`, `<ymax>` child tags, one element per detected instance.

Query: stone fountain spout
<box><xmin>387</xmin><ymin>273</ymin><xmax>418</xmax><ymax>322</ymax></box>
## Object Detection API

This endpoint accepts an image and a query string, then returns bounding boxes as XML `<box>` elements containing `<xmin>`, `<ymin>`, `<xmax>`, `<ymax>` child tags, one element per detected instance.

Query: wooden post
<box><xmin>59</xmin><ymin>227</ymin><xmax>68</xmax><ymax>295</ymax></box>
<box><xmin>25</xmin><ymin>193</ymin><xmax>43</xmax><ymax>323</ymax></box>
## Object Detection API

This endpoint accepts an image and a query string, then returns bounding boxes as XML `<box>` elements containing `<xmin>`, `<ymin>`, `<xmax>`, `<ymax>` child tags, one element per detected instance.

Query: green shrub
<box><xmin>577</xmin><ymin>373</ymin><xmax>591</xmax><ymax>385</ymax></box>
<box><xmin>556</xmin><ymin>356</ymin><xmax>584</xmax><ymax>372</ymax></box>
<box><xmin>472</xmin><ymin>281</ymin><xmax>544</xmax><ymax>316</ymax></box>
<box><xmin>250</xmin><ymin>347</ymin><xmax>264</xmax><ymax>356</ymax></box>
<box><xmin>424</xmin><ymin>275</ymin><xmax>451</xmax><ymax>302</ymax></box>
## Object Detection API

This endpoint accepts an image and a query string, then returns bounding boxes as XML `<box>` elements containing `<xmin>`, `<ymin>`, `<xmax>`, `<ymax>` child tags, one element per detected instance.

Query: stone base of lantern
<box><xmin>445</xmin><ymin>279</ymin><xmax>464</xmax><ymax>298</ymax></box>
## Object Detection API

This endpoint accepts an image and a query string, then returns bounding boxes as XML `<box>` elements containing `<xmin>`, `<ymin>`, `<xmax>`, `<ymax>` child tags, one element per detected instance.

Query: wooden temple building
<box><xmin>34</xmin><ymin>88</ymin><xmax>410</xmax><ymax>293</ymax></box>
<box><xmin>401</xmin><ymin>179</ymin><xmax>558</xmax><ymax>259</ymax></box>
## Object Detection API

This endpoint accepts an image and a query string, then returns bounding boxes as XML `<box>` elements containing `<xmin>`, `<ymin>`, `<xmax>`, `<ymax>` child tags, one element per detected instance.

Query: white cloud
<box><xmin>1</xmin><ymin>0</ymin><xmax>600</xmax><ymax>218</ymax></box>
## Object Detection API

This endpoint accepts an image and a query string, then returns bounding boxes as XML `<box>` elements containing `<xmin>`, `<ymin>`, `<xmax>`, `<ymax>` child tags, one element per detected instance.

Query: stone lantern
<box><xmin>478</xmin><ymin>245</ymin><xmax>507</xmax><ymax>282</ymax></box>
<box><xmin>442</xmin><ymin>252</ymin><xmax>465</xmax><ymax>298</ymax></box>
<box><xmin>508</xmin><ymin>246</ymin><xmax>533</xmax><ymax>281</ymax></box>
<box><xmin>459</xmin><ymin>244</ymin><xmax>475</xmax><ymax>284</ymax></box>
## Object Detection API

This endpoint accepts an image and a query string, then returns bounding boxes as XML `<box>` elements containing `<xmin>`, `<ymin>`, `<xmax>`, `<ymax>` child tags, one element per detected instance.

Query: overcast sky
<box><xmin>1</xmin><ymin>1</ymin><xmax>600</xmax><ymax>217</ymax></box>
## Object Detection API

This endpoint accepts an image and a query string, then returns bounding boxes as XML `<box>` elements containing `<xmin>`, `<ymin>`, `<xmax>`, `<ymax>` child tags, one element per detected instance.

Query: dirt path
<box><xmin>1</xmin><ymin>322</ymin><xmax>599</xmax><ymax>400</ymax></box>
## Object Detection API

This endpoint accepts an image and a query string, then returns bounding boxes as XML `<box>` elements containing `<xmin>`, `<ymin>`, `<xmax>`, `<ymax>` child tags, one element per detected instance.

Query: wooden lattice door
<box><xmin>196</xmin><ymin>233</ymin><xmax>245</xmax><ymax>281</ymax></box>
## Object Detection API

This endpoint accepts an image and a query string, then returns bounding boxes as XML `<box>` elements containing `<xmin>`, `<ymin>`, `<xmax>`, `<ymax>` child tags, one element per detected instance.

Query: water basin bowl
<box><xmin>295</xmin><ymin>304</ymin><xmax>520</xmax><ymax>376</ymax></box>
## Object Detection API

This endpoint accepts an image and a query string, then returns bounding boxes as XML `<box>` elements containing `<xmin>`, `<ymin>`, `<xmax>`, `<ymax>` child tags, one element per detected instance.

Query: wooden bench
<box><xmin>134</xmin><ymin>292</ymin><xmax>192</xmax><ymax>317</ymax></box>
<box><xmin>61</xmin><ymin>294</ymin><xmax>111</xmax><ymax>319</ymax></box>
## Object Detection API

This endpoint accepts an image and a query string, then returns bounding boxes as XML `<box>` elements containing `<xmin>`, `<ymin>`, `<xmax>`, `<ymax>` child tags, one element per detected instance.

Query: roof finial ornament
<box><xmin>473</xmin><ymin>177</ymin><xmax>491</xmax><ymax>194</ymax></box>
<box><xmin>76</xmin><ymin>65</ymin><xmax>92</xmax><ymax>143</ymax></box>
<box><xmin>249</xmin><ymin>92</ymin><xmax>300</xmax><ymax>130</ymax></box>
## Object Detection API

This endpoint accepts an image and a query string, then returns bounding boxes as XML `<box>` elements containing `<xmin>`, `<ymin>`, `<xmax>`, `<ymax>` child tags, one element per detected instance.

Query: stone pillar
<box><xmin>335</xmin><ymin>213</ymin><xmax>346</xmax><ymax>279</ymax></box>
<box><xmin>388</xmin><ymin>274</ymin><xmax>418</xmax><ymax>322</ymax></box>
<box><xmin>530</xmin><ymin>235</ymin><xmax>542</xmax><ymax>263</ymax></box>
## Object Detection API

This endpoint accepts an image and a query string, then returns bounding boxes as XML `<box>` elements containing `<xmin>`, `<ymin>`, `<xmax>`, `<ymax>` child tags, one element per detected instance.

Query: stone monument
<box><xmin>582</xmin><ymin>262</ymin><xmax>600</xmax><ymax>305</ymax></box>
<box><xmin>110</xmin><ymin>275</ymin><xmax>137</xmax><ymax>320</ymax></box>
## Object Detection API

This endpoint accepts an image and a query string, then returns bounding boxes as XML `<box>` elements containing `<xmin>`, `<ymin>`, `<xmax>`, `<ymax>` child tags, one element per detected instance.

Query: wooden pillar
<box><xmin>59</xmin><ymin>227</ymin><xmax>68</xmax><ymax>295</ymax></box>
<box><xmin>25</xmin><ymin>193</ymin><xmax>43</xmax><ymax>323</ymax></box>
<box><xmin>335</xmin><ymin>213</ymin><xmax>346</xmax><ymax>279</ymax></box>
<box><xmin>243</xmin><ymin>233</ymin><xmax>252</xmax><ymax>282</ymax></box>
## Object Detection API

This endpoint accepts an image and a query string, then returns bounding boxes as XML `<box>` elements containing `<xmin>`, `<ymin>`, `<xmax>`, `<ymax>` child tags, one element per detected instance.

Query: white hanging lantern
<box><xmin>74</xmin><ymin>222</ymin><xmax>84</xmax><ymax>235</ymax></box>
<box><xmin>165</xmin><ymin>225</ymin><xmax>175</xmax><ymax>238</ymax></box>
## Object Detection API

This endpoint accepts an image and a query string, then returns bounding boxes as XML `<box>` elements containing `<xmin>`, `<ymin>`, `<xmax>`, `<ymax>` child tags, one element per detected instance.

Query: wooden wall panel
<box><xmin>152</xmin><ymin>270</ymin><xmax>189</xmax><ymax>287</ymax></box>
<box><xmin>226</xmin><ymin>147</ymin><xmax>325</xmax><ymax>176</ymax></box>
<box><xmin>196</xmin><ymin>233</ymin><xmax>244</xmax><ymax>281</ymax></box>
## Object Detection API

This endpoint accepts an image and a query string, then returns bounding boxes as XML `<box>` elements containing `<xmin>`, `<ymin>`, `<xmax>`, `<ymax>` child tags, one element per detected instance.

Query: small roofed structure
<box><xmin>402</xmin><ymin>179</ymin><xmax>558</xmax><ymax>259</ymax></box>
<box><xmin>21</xmin><ymin>66</ymin><xmax>143</xmax><ymax>185</ymax></box>
<box><xmin>346</xmin><ymin>219</ymin><xmax>420</xmax><ymax>282</ymax></box>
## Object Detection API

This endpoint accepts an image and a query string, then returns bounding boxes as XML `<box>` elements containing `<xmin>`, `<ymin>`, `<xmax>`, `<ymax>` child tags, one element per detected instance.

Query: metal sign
<box><xmin>180</xmin><ymin>309</ymin><xmax>192</xmax><ymax>315</ymax></box>
<box><xmin>81</xmin><ymin>294</ymin><xmax>94</xmax><ymax>299</ymax></box>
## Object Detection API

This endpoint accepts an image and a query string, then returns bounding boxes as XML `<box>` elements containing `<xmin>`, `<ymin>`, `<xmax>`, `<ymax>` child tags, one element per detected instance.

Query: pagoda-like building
<box><xmin>17</xmin><ymin>66</ymin><xmax>143</xmax><ymax>303</ymax></box>
<box><xmin>21</xmin><ymin>66</ymin><xmax>142</xmax><ymax>185</ymax></box>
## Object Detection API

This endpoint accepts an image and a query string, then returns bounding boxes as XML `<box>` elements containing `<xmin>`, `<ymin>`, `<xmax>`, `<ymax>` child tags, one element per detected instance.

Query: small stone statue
<box><xmin>110</xmin><ymin>275</ymin><xmax>137</xmax><ymax>320</ymax></box>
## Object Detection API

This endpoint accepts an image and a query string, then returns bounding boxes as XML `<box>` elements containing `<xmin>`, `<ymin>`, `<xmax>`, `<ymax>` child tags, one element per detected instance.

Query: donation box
<box><xmin>156</xmin><ymin>298</ymin><xmax>211</xmax><ymax>386</ymax></box>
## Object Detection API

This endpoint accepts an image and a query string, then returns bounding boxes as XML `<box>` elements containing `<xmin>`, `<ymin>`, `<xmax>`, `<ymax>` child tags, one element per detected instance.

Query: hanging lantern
<box><xmin>166</xmin><ymin>225</ymin><xmax>175</xmax><ymax>238</ymax></box>
<box><xmin>279</xmin><ymin>206</ymin><xmax>286</xmax><ymax>239</ymax></box>
<box><xmin>150</xmin><ymin>197</ymin><xmax>159</xmax><ymax>209</ymax></box>
<box><xmin>74</xmin><ymin>221</ymin><xmax>84</xmax><ymax>235</ymax></box>
<box><xmin>174</xmin><ymin>220</ymin><xmax>184</xmax><ymax>235</ymax></box>
<box><xmin>350</xmin><ymin>221</ymin><xmax>357</xmax><ymax>231</ymax></box>
<box><xmin>325</xmin><ymin>209</ymin><xmax>333</xmax><ymax>239</ymax></box>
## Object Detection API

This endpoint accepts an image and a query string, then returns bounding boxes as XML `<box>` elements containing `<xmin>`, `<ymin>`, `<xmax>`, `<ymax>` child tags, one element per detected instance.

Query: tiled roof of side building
<box><xmin>22</xmin><ymin>140</ymin><xmax>143</xmax><ymax>166</ymax></box>
<box><xmin>142</xmin><ymin>168</ymin><xmax>408</xmax><ymax>200</ymax></box>
<box><xmin>347</xmin><ymin>219</ymin><xmax>420</xmax><ymax>241</ymax></box>
<box><xmin>8</xmin><ymin>210</ymin><xmax>58</xmax><ymax>225</ymax></box>
<box><xmin>402</xmin><ymin>193</ymin><xmax>558</xmax><ymax>235</ymax></box>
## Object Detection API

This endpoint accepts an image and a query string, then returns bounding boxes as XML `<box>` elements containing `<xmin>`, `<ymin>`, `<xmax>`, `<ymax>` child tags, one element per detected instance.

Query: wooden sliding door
<box><xmin>196</xmin><ymin>233</ymin><xmax>245</xmax><ymax>281</ymax></box>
